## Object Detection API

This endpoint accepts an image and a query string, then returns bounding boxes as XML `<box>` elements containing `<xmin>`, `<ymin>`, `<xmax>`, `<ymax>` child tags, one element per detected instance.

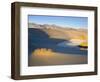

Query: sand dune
<box><xmin>28</xmin><ymin>23</ymin><xmax>88</xmax><ymax>66</ymax></box>
<box><xmin>29</xmin><ymin>52</ymin><xmax>87</xmax><ymax>66</ymax></box>
<box><xmin>29</xmin><ymin>23</ymin><xmax>87</xmax><ymax>41</ymax></box>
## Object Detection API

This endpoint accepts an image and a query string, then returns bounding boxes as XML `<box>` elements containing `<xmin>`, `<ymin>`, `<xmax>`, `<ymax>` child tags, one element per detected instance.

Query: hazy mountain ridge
<box><xmin>28</xmin><ymin>23</ymin><xmax>87</xmax><ymax>30</ymax></box>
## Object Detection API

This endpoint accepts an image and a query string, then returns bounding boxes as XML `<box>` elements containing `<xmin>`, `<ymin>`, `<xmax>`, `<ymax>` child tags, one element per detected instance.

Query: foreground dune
<box><xmin>29</xmin><ymin>50</ymin><xmax>87</xmax><ymax>66</ymax></box>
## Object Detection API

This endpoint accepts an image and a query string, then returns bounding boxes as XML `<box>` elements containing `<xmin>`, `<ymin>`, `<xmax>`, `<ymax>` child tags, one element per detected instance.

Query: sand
<box><xmin>28</xmin><ymin>52</ymin><xmax>87</xmax><ymax>66</ymax></box>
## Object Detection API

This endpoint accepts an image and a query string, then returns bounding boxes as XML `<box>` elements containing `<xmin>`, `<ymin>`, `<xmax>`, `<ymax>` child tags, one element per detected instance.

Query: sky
<box><xmin>28</xmin><ymin>15</ymin><xmax>88</xmax><ymax>29</ymax></box>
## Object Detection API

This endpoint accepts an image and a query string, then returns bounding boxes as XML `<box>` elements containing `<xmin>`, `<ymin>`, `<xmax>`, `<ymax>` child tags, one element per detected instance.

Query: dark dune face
<box><xmin>28</xmin><ymin>28</ymin><xmax>67</xmax><ymax>55</ymax></box>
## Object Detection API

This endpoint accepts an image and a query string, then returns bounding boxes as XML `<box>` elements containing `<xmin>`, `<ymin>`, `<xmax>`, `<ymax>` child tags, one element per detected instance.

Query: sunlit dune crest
<box><xmin>32</xmin><ymin>48</ymin><xmax>54</xmax><ymax>57</ymax></box>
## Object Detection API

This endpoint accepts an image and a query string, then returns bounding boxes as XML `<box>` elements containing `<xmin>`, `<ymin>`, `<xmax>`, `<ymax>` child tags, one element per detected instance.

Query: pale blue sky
<box><xmin>28</xmin><ymin>15</ymin><xmax>88</xmax><ymax>29</ymax></box>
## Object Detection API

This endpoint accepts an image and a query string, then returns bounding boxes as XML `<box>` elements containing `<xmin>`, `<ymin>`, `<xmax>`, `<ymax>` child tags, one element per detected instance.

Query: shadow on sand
<box><xmin>28</xmin><ymin>28</ymin><xmax>87</xmax><ymax>56</ymax></box>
